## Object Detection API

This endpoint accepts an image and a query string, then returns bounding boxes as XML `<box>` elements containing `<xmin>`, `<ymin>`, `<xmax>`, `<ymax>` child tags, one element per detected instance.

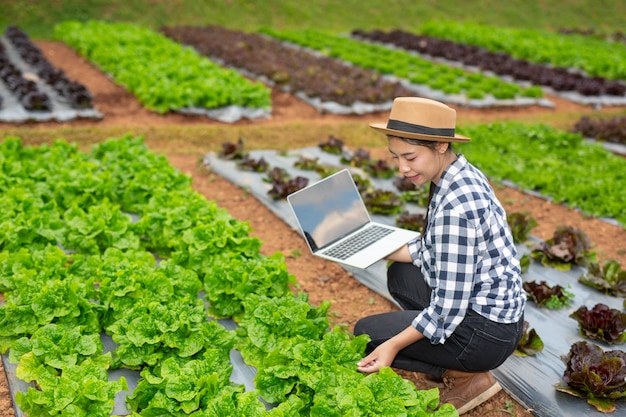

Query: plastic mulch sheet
<box><xmin>0</xmin><ymin>37</ymin><xmax>102</xmax><ymax>123</ymax></box>
<box><xmin>203</xmin><ymin>147</ymin><xmax>625</xmax><ymax>417</ymax></box>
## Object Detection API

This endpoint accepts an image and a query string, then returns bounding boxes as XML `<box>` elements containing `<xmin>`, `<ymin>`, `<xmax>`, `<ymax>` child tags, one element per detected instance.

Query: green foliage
<box><xmin>419</xmin><ymin>20</ymin><xmax>626</xmax><ymax>80</ymax></box>
<box><xmin>9</xmin><ymin>323</ymin><xmax>102</xmax><ymax>369</ymax></box>
<box><xmin>126</xmin><ymin>349</ymin><xmax>240</xmax><ymax>415</ymax></box>
<box><xmin>458</xmin><ymin>122</ymin><xmax>626</xmax><ymax>225</ymax></box>
<box><xmin>579</xmin><ymin>259</ymin><xmax>626</xmax><ymax>297</ymax></box>
<box><xmin>236</xmin><ymin>293</ymin><xmax>332</xmax><ymax>367</ymax></box>
<box><xmin>261</xmin><ymin>28</ymin><xmax>541</xmax><ymax>100</ymax></box>
<box><xmin>0</xmin><ymin>247</ymin><xmax>103</xmax><ymax>352</ymax></box>
<box><xmin>253</xmin><ymin>327</ymin><xmax>456</xmax><ymax>416</ymax></box>
<box><xmin>15</xmin><ymin>354</ymin><xmax>127</xmax><ymax>417</ymax></box>
<box><xmin>53</xmin><ymin>20</ymin><xmax>271</xmax><ymax>113</ymax></box>
<box><xmin>203</xmin><ymin>254</ymin><xmax>297</xmax><ymax>320</ymax></box>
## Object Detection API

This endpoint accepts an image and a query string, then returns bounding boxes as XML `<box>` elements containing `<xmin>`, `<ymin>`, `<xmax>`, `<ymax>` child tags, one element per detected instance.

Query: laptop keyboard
<box><xmin>323</xmin><ymin>225</ymin><xmax>394</xmax><ymax>260</ymax></box>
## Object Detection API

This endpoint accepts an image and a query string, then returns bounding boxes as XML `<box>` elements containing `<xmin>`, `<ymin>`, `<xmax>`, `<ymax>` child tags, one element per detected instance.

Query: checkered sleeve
<box><xmin>407</xmin><ymin>238</ymin><xmax>422</xmax><ymax>266</ymax></box>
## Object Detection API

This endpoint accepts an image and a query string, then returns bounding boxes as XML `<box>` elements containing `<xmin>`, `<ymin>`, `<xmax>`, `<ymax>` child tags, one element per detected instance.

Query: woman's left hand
<box><xmin>356</xmin><ymin>342</ymin><xmax>397</xmax><ymax>374</ymax></box>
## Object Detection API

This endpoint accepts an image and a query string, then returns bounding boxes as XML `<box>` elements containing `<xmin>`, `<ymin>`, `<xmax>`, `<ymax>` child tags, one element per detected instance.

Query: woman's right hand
<box><xmin>356</xmin><ymin>342</ymin><xmax>398</xmax><ymax>374</ymax></box>
<box><xmin>357</xmin><ymin>325</ymin><xmax>425</xmax><ymax>374</ymax></box>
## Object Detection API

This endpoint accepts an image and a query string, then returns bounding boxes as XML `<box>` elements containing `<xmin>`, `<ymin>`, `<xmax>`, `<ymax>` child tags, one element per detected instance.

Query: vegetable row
<box><xmin>259</xmin><ymin>27</ymin><xmax>544</xmax><ymax>102</ymax></box>
<box><xmin>160</xmin><ymin>25</ymin><xmax>414</xmax><ymax>111</ymax></box>
<box><xmin>53</xmin><ymin>20</ymin><xmax>272</xmax><ymax>116</ymax></box>
<box><xmin>416</xmin><ymin>20</ymin><xmax>626</xmax><ymax>82</ymax></box>
<box><xmin>0</xmin><ymin>136</ymin><xmax>455</xmax><ymax>417</ymax></box>
<box><xmin>353</xmin><ymin>28</ymin><xmax>626</xmax><ymax>98</ymax></box>
<box><xmin>1</xmin><ymin>25</ymin><xmax>94</xmax><ymax>111</ymax></box>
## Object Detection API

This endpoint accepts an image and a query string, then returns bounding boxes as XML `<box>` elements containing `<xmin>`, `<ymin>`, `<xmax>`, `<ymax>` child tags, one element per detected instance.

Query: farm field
<box><xmin>1</xmin><ymin>4</ymin><xmax>626</xmax><ymax>416</ymax></box>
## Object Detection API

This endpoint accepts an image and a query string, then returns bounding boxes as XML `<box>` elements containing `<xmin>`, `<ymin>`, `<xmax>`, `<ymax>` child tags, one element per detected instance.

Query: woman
<box><xmin>354</xmin><ymin>97</ymin><xmax>526</xmax><ymax>415</ymax></box>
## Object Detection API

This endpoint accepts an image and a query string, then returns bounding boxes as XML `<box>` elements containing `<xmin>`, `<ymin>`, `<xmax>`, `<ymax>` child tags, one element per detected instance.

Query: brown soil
<box><xmin>1</xmin><ymin>39</ymin><xmax>625</xmax><ymax>417</ymax></box>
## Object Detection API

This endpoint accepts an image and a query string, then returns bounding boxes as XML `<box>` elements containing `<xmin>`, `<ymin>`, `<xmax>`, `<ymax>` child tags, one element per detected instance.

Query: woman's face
<box><xmin>388</xmin><ymin>136</ymin><xmax>451</xmax><ymax>187</ymax></box>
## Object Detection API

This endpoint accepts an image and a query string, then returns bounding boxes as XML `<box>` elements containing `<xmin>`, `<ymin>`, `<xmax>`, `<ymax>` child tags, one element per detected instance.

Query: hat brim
<box><xmin>370</xmin><ymin>122</ymin><xmax>471</xmax><ymax>143</ymax></box>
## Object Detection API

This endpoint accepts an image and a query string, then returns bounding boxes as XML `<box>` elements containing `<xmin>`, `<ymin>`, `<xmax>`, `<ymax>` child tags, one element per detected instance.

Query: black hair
<box><xmin>394</xmin><ymin>136</ymin><xmax>455</xmax><ymax>153</ymax></box>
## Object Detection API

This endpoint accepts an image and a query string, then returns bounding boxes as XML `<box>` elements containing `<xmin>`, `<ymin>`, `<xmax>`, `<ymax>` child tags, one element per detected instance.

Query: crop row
<box><xmin>0</xmin><ymin>136</ymin><xmax>453</xmax><ymax>416</ymax></box>
<box><xmin>260</xmin><ymin>27</ymin><xmax>544</xmax><ymax>103</ymax></box>
<box><xmin>417</xmin><ymin>21</ymin><xmax>626</xmax><ymax>81</ymax></box>
<box><xmin>5</xmin><ymin>25</ymin><xmax>94</xmax><ymax>109</ymax></box>
<box><xmin>53</xmin><ymin>20</ymin><xmax>271</xmax><ymax>117</ymax></box>
<box><xmin>0</xmin><ymin>25</ymin><xmax>96</xmax><ymax>116</ymax></box>
<box><xmin>161</xmin><ymin>25</ymin><xmax>414</xmax><ymax>113</ymax></box>
<box><xmin>572</xmin><ymin>115</ymin><xmax>626</xmax><ymax>146</ymax></box>
<box><xmin>457</xmin><ymin>122</ymin><xmax>626</xmax><ymax>226</ymax></box>
<box><xmin>352</xmin><ymin>28</ymin><xmax>626</xmax><ymax>98</ymax></box>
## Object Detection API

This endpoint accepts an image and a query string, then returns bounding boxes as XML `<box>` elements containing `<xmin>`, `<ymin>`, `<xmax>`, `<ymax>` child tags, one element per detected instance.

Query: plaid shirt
<box><xmin>407</xmin><ymin>154</ymin><xmax>526</xmax><ymax>345</ymax></box>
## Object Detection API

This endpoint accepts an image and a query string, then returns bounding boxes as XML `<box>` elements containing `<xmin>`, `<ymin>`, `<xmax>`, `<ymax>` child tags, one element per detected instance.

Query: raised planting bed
<box><xmin>161</xmin><ymin>25</ymin><xmax>416</xmax><ymax>115</ymax></box>
<box><xmin>260</xmin><ymin>27</ymin><xmax>552</xmax><ymax>109</ymax></box>
<box><xmin>0</xmin><ymin>25</ymin><xmax>101</xmax><ymax>123</ymax></box>
<box><xmin>417</xmin><ymin>21</ymin><xmax>626</xmax><ymax>82</ymax></box>
<box><xmin>352</xmin><ymin>28</ymin><xmax>626</xmax><ymax>107</ymax></box>
<box><xmin>53</xmin><ymin>20</ymin><xmax>272</xmax><ymax>123</ymax></box>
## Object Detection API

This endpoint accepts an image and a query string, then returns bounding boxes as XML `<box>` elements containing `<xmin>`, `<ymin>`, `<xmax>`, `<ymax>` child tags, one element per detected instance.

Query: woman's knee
<box><xmin>387</xmin><ymin>261</ymin><xmax>409</xmax><ymax>294</ymax></box>
<box><xmin>387</xmin><ymin>262</ymin><xmax>430</xmax><ymax>309</ymax></box>
<box><xmin>353</xmin><ymin>316</ymin><xmax>373</xmax><ymax>337</ymax></box>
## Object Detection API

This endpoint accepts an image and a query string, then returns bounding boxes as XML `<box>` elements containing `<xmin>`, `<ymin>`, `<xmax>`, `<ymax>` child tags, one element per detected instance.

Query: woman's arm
<box><xmin>384</xmin><ymin>243</ymin><xmax>413</xmax><ymax>263</ymax></box>
<box><xmin>357</xmin><ymin>325</ymin><xmax>424</xmax><ymax>373</ymax></box>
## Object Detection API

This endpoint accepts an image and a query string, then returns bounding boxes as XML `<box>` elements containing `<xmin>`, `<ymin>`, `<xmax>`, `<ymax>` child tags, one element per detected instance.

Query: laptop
<box><xmin>287</xmin><ymin>169</ymin><xmax>420</xmax><ymax>269</ymax></box>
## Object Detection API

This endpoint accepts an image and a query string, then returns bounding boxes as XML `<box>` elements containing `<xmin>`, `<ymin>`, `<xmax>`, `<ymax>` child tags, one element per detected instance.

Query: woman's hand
<box><xmin>356</xmin><ymin>342</ymin><xmax>398</xmax><ymax>374</ymax></box>
<box><xmin>356</xmin><ymin>326</ymin><xmax>424</xmax><ymax>374</ymax></box>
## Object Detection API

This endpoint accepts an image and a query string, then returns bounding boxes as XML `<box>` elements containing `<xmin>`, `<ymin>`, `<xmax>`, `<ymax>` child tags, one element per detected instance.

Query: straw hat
<box><xmin>370</xmin><ymin>97</ymin><xmax>470</xmax><ymax>142</ymax></box>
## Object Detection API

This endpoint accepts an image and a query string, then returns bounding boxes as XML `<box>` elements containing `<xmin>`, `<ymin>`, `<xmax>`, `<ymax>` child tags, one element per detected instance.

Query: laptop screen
<box><xmin>287</xmin><ymin>169</ymin><xmax>371</xmax><ymax>252</ymax></box>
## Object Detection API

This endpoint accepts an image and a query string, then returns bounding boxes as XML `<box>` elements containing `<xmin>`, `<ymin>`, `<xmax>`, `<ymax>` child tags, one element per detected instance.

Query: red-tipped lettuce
<box><xmin>570</xmin><ymin>303</ymin><xmax>626</xmax><ymax>345</ymax></box>
<box><xmin>555</xmin><ymin>341</ymin><xmax>626</xmax><ymax>413</ymax></box>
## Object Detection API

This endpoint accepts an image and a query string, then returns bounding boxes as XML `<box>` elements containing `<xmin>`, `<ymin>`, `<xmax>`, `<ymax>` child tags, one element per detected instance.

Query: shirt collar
<box><xmin>430</xmin><ymin>153</ymin><xmax>467</xmax><ymax>208</ymax></box>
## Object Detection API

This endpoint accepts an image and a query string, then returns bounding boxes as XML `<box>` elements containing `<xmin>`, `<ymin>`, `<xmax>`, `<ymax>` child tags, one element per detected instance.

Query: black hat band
<box><xmin>387</xmin><ymin>119</ymin><xmax>455</xmax><ymax>137</ymax></box>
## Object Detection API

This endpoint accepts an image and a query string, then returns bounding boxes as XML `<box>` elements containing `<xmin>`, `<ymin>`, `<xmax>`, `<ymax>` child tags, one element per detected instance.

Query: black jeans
<box><xmin>353</xmin><ymin>262</ymin><xmax>524</xmax><ymax>377</ymax></box>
